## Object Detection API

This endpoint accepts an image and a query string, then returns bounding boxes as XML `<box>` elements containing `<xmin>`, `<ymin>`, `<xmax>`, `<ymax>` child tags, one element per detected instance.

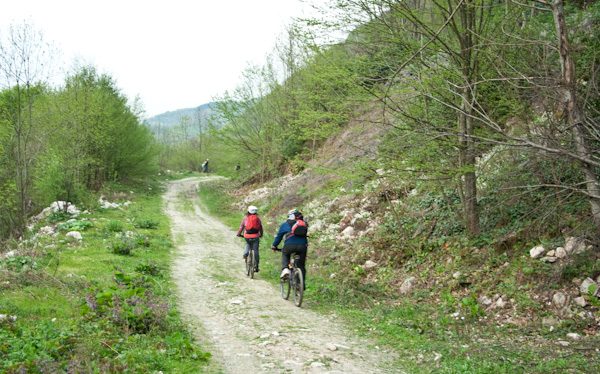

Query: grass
<box><xmin>195</xmin><ymin>178</ymin><xmax>600</xmax><ymax>374</ymax></box>
<box><xmin>0</xmin><ymin>174</ymin><xmax>216</xmax><ymax>374</ymax></box>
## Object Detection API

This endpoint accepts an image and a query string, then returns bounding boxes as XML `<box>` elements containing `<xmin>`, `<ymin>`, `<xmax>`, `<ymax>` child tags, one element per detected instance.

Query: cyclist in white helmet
<box><xmin>237</xmin><ymin>205</ymin><xmax>263</xmax><ymax>272</ymax></box>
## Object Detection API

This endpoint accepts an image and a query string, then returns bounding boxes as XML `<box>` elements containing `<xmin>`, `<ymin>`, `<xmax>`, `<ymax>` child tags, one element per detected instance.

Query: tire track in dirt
<box><xmin>164</xmin><ymin>177</ymin><xmax>397</xmax><ymax>373</ymax></box>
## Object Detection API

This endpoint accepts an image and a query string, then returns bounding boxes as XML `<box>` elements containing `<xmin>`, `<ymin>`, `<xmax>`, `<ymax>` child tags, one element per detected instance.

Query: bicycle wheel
<box><xmin>292</xmin><ymin>269</ymin><xmax>304</xmax><ymax>307</ymax></box>
<box><xmin>248</xmin><ymin>250</ymin><xmax>254</xmax><ymax>278</ymax></box>
<box><xmin>281</xmin><ymin>274</ymin><xmax>291</xmax><ymax>300</ymax></box>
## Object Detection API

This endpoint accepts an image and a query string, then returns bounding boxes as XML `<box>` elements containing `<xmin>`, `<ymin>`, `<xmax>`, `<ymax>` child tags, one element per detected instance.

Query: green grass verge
<box><xmin>0</xmin><ymin>175</ymin><xmax>217</xmax><ymax>374</ymax></box>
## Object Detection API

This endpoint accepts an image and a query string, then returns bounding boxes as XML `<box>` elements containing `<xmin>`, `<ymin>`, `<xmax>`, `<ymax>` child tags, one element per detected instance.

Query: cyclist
<box><xmin>271</xmin><ymin>209</ymin><xmax>308</xmax><ymax>287</ymax></box>
<box><xmin>237</xmin><ymin>205</ymin><xmax>263</xmax><ymax>272</ymax></box>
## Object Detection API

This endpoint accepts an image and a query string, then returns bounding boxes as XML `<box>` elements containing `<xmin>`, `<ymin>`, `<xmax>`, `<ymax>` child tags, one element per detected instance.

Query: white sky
<box><xmin>0</xmin><ymin>0</ymin><xmax>320</xmax><ymax>117</ymax></box>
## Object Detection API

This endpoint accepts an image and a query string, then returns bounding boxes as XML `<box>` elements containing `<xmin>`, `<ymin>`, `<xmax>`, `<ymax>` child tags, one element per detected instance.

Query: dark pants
<box><xmin>282</xmin><ymin>243</ymin><xmax>307</xmax><ymax>282</ymax></box>
<box><xmin>244</xmin><ymin>238</ymin><xmax>260</xmax><ymax>268</ymax></box>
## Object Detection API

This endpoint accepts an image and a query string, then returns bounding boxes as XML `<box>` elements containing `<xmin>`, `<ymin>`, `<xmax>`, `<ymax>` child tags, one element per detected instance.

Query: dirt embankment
<box><xmin>164</xmin><ymin>177</ymin><xmax>397</xmax><ymax>373</ymax></box>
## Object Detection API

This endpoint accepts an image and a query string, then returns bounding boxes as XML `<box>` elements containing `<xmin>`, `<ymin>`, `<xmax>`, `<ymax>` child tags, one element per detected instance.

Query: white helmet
<box><xmin>248</xmin><ymin>205</ymin><xmax>258</xmax><ymax>214</ymax></box>
<box><xmin>287</xmin><ymin>209</ymin><xmax>298</xmax><ymax>220</ymax></box>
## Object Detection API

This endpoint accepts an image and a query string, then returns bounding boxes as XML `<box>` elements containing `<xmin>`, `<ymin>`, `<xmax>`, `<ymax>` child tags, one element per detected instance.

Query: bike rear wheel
<box><xmin>246</xmin><ymin>250</ymin><xmax>254</xmax><ymax>278</ymax></box>
<box><xmin>292</xmin><ymin>269</ymin><xmax>304</xmax><ymax>307</ymax></box>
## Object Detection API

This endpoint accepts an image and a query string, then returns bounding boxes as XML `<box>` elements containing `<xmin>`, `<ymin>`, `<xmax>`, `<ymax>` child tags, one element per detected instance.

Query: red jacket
<box><xmin>237</xmin><ymin>214</ymin><xmax>263</xmax><ymax>239</ymax></box>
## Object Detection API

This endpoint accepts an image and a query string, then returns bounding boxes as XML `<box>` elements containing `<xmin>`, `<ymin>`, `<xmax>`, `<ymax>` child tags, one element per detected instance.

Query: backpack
<box><xmin>288</xmin><ymin>218</ymin><xmax>308</xmax><ymax>238</ymax></box>
<box><xmin>245</xmin><ymin>214</ymin><xmax>260</xmax><ymax>234</ymax></box>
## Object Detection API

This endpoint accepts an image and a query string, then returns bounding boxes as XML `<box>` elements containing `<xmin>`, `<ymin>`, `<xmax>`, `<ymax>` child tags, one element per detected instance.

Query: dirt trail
<box><xmin>164</xmin><ymin>177</ymin><xmax>396</xmax><ymax>373</ymax></box>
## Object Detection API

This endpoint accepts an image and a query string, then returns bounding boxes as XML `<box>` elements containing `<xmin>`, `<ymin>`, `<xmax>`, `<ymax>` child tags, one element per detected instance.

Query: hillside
<box><xmin>144</xmin><ymin>102</ymin><xmax>216</xmax><ymax>135</ymax></box>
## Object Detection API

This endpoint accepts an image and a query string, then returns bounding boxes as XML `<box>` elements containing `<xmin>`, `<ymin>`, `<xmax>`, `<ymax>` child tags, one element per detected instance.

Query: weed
<box><xmin>106</xmin><ymin>220</ymin><xmax>124</xmax><ymax>232</ymax></box>
<box><xmin>134</xmin><ymin>217</ymin><xmax>159</xmax><ymax>229</ymax></box>
<box><xmin>57</xmin><ymin>220</ymin><xmax>93</xmax><ymax>231</ymax></box>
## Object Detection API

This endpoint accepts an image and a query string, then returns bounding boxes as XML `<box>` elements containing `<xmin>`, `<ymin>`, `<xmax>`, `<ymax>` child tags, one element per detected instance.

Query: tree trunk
<box><xmin>459</xmin><ymin>87</ymin><xmax>480</xmax><ymax>236</ymax></box>
<box><xmin>551</xmin><ymin>0</ymin><xmax>600</xmax><ymax>226</ymax></box>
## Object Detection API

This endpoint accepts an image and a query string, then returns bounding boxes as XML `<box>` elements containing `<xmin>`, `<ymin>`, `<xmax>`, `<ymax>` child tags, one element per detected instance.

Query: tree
<box><xmin>0</xmin><ymin>21</ymin><xmax>56</xmax><ymax>235</ymax></box>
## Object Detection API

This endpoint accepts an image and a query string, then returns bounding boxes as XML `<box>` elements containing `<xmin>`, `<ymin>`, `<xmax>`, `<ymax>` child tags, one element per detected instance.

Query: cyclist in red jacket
<box><xmin>237</xmin><ymin>205</ymin><xmax>263</xmax><ymax>272</ymax></box>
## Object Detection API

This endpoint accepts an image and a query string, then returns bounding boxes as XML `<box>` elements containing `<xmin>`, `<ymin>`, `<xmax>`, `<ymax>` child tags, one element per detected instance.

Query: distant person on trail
<box><xmin>237</xmin><ymin>205</ymin><xmax>263</xmax><ymax>272</ymax></box>
<box><xmin>271</xmin><ymin>209</ymin><xmax>308</xmax><ymax>288</ymax></box>
<box><xmin>202</xmin><ymin>159</ymin><xmax>209</xmax><ymax>173</ymax></box>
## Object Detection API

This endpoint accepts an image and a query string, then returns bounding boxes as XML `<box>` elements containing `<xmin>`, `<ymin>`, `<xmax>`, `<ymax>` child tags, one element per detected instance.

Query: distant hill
<box><xmin>144</xmin><ymin>102</ymin><xmax>216</xmax><ymax>135</ymax></box>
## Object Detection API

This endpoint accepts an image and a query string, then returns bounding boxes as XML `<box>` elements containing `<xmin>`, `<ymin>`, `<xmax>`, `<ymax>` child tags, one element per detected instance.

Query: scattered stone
<box><xmin>310</xmin><ymin>362</ymin><xmax>326</xmax><ymax>368</ymax></box>
<box><xmin>565</xmin><ymin>237</ymin><xmax>588</xmax><ymax>255</ymax></box>
<box><xmin>555</xmin><ymin>247</ymin><xmax>567</xmax><ymax>259</ymax></box>
<box><xmin>260</xmin><ymin>334</ymin><xmax>270</xmax><ymax>339</ymax></box>
<box><xmin>574</xmin><ymin>297</ymin><xmax>587</xmax><ymax>307</ymax></box>
<box><xmin>567</xmin><ymin>333</ymin><xmax>582</xmax><ymax>341</ymax></box>
<box><xmin>330</xmin><ymin>273</ymin><xmax>337</xmax><ymax>279</ymax></box>
<box><xmin>495</xmin><ymin>297</ymin><xmax>506</xmax><ymax>308</ymax></box>
<box><xmin>530</xmin><ymin>246</ymin><xmax>545</xmax><ymax>259</ymax></box>
<box><xmin>433</xmin><ymin>352</ymin><xmax>442</xmax><ymax>361</ymax></box>
<box><xmin>552</xmin><ymin>292</ymin><xmax>567</xmax><ymax>308</ymax></box>
<box><xmin>479</xmin><ymin>295</ymin><xmax>493</xmax><ymax>306</ymax></box>
<box><xmin>339</xmin><ymin>226</ymin><xmax>356</xmax><ymax>239</ymax></box>
<box><xmin>4</xmin><ymin>250</ymin><xmax>16</xmax><ymax>258</ymax></box>
<box><xmin>230</xmin><ymin>298</ymin><xmax>243</xmax><ymax>305</ymax></box>
<box><xmin>540</xmin><ymin>256</ymin><xmax>557</xmax><ymax>263</ymax></box>
<box><xmin>452</xmin><ymin>271</ymin><xmax>462</xmax><ymax>280</ymax></box>
<box><xmin>66</xmin><ymin>231</ymin><xmax>83</xmax><ymax>241</ymax></box>
<box><xmin>542</xmin><ymin>316</ymin><xmax>559</xmax><ymax>326</ymax></box>
<box><xmin>326</xmin><ymin>343</ymin><xmax>337</xmax><ymax>351</ymax></box>
<box><xmin>364</xmin><ymin>260</ymin><xmax>378</xmax><ymax>269</ymax></box>
<box><xmin>399</xmin><ymin>277</ymin><xmax>416</xmax><ymax>294</ymax></box>
<box><xmin>557</xmin><ymin>340</ymin><xmax>570</xmax><ymax>347</ymax></box>
<box><xmin>579</xmin><ymin>278</ymin><xmax>598</xmax><ymax>296</ymax></box>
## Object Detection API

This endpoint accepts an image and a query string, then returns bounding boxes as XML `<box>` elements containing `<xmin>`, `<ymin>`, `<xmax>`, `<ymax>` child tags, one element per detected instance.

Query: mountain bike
<box><xmin>240</xmin><ymin>236</ymin><xmax>256</xmax><ymax>279</ymax></box>
<box><xmin>246</xmin><ymin>245</ymin><xmax>255</xmax><ymax>279</ymax></box>
<box><xmin>275</xmin><ymin>247</ymin><xmax>304</xmax><ymax>307</ymax></box>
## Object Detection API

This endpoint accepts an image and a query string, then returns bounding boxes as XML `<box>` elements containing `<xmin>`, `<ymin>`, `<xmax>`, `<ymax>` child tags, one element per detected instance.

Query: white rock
<box><xmin>329</xmin><ymin>273</ymin><xmax>337</xmax><ymax>279</ymax></box>
<box><xmin>555</xmin><ymin>247</ymin><xmax>567</xmax><ymax>259</ymax></box>
<box><xmin>479</xmin><ymin>296</ymin><xmax>493</xmax><ymax>306</ymax></box>
<box><xmin>574</xmin><ymin>296</ymin><xmax>587</xmax><ymax>307</ymax></box>
<box><xmin>5</xmin><ymin>250</ymin><xmax>16</xmax><ymax>258</ymax></box>
<box><xmin>580</xmin><ymin>278</ymin><xmax>598</xmax><ymax>296</ymax></box>
<box><xmin>364</xmin><ymin>260</ymin><xmax>378</xmax><ymax>269</ymax></box>
<box><xmin>552</xmin><ymin>292</ymin><xmax>567</xmax><ymax>308</ymax></box>
<box><xmin>546</xmin><ymin>250</ymin><xmax>556</xmax><ymax>257</ymax></box>
<box><xmin>567</xmin><ymin>333</ymin><xmax>582</xmax><ymax>341</ymax></box>
<box><xmin>565</xmin><ymin>237</ymin><xmax>587</xmax><ymax>255</ymax></box>
<box><xmin>326</xmin><ymin>343</ymin><xmax>337</xmax><ymax>351</ymax></box>
<box><xmin>66</xmin><ymin>231</ymin><xmax>83</xmax><ymax>241</ymax></box>
<box><xmin>495</xmin><ymin>297</ymin><xmax>506</xmax><ymax>308</ymax></box>
<box><xmin>340</xmin><ymin>226</ymin><xmax>356</xmax><ymax>239</ymax></box>
<box><xmin>530</xmin><ymin>246</ymin><xmax>545</xmax><ymax>259</ymax></box>
<box><xmin>400</xmin><ymin>277</ymin><xmax>416</xmax><ymax>294</ymax></box>
<box><xmin>310</xmin><ymin>362</ymin><xmax>326</xmax><ymax>368</ymax></box>
<box><xmin>540</xmin><ymin>256</ymin><xmax>557</xmax><ymax>263</ymax></box>
<box><xmin>542</xmin><ymin>316</ymin><xmax>559</xmax><ymax>326</ymax></box>
<box><xmin>557</xmin><ymin>340</ymin><xmax>570</xmax><ymax>347</ymax></box>
<box><xmin>452</xmin><ymin>271</ymin><xmax>462</xmax><ymax>280</ymax></box>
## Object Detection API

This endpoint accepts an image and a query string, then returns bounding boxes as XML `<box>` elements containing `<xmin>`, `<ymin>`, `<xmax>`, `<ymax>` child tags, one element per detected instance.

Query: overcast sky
<box><xmin>0</xmin><ymin>0</ymin><xmax>320</xmax><ymax>117</ymax></box>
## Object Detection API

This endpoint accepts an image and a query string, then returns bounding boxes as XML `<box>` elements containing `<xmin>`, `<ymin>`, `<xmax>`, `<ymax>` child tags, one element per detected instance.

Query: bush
<box><xmin>57</xmin><ymin>220</ymin><xmax>93</xmax><ymax>231</ymax></box>
<box><xmin>106</xmin><ymin>220</ymin><xmax>124</xmax><ymax>232</ymax></box>
<box><xmin>134</xmin><ymin>217</ymin><xmax>159</xmax><ymax>229</ymax></box>
<box><xmin>108</xmin><ymin>234</ymin><xmax>136</xmax><ymax>255</ymax></box>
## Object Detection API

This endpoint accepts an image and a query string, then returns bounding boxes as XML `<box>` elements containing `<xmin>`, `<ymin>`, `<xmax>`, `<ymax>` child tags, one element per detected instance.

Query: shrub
<box><xmin>134</xmin><ymin>217</ymin><xmax>159</xmax><ymax>229</ymax></box>
<box><xmin>108</xmin><ymin>234</ymin><xmax>135</xmax><ymax>255</ymax></box>
<box><xmin>106</xmin><ymin>220</ymin><xmax>124</xmax><ymax>232</ymax></box>
<box><xmin>57</xmin><ymin>220</ymin><xmax>93</xmax><ymax>231</ymax></box>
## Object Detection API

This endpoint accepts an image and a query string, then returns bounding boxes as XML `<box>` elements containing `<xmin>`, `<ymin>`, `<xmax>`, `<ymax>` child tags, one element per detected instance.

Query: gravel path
<box><xmin>164</xmin><ymin>177</ymin><xmax>396</xmax><ymax>373</ymax></box>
